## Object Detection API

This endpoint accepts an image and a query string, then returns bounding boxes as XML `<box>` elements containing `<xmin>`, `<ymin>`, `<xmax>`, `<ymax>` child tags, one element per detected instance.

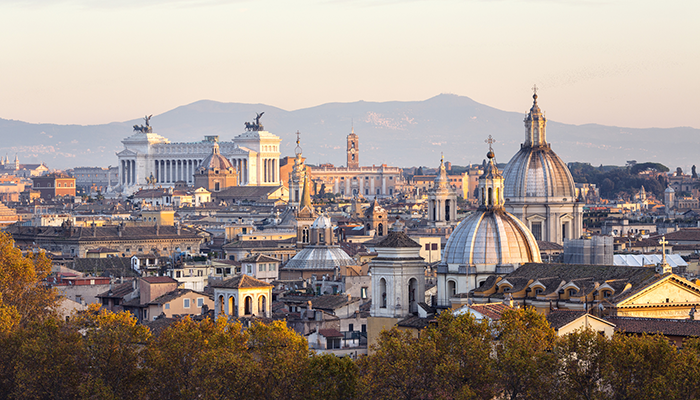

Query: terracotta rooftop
<box><xmin>605</xmin><ymin>316</ymin><xmax>700</xmax><ymax>337</ymax></box>
<box><xmin>142</xmin><ymin>276</ymin><xmax>178</xmax><ymax>285</ymax></box>
<box><xmin>318</xmin><ymin>328</ymin><xmax>343</xmax><ymax>338</ymax></box>
<box><xmin>210</xmin><ymin>274</ymin><xmax>273</xmax><ymax>289</ymax></box>
<box><xmin>463</xmin><ymin>303</ymin><xmax>512</xmax><ymax>320</ymax></box>
<box><xmin>239</xmin><ymin>254</ymin><xmax>281</xmax><ymax>263</ymax></box>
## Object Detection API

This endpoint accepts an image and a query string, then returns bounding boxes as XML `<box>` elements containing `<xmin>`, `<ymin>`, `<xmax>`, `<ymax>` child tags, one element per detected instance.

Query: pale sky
<box><xmin>0</xmin><ymin>0</ymin><xmax>697</xmax><ymax>129</ymax></box>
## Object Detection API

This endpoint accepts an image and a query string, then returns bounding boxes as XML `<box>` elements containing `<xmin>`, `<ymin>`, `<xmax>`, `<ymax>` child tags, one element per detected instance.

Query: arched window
<box><xmin>445</xmin><ymin>199</ymin><xmax>451</xmax><ymax>221</ymax></box>
<box><xmin>378</xmin><ymin>223</ymin><xmax>383</xmax><ymax>236</ymax></box>
<box><xmin>244</xmin><ymin>296</ymin><xmax>253</xmax><ymax>315</ymax></box>
<box><xmin>218</xmin><ymin>295</ymin><xmax>225</xmax><ymax>315</ymax></box>
<box><xmin>488</xmin><ymin>188</ymin><xmax>493</xmax><ymax>206</ymax></box>
<box><xmin>228</xmin><ymin>296</ymin><xmax>235</xmax><ymax>316</ymax></box>
<box><xmin>258</xmin><ymin>295</ymin><xmax>266</xmax><ymax>315</ymax></box>
<box><xmin>448</xmin><ymin>280</ymin><xmax>456</xmax><ymax>296</ymax></box>
<box><xmin>302</xmin><ymin>226</ymin><xmax>309</xmax><ymax>243</ymax></box>
<box><xmin>380</xmin><ymin>278</ymin><xmax>387</xmax><ymax>308</ymax></box>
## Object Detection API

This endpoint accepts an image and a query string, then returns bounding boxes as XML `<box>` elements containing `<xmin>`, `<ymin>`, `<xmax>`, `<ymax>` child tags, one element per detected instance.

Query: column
<box><xmin>120</xmin><ymin>160</ymin><xmax>124</xmax><ymax>185</ymax></box>
<box><xmin>370</xmin><ymin>177</ymin><xmax>375</xmax><ymax>195</ymax></box>
<box><xmin>345</xmin><ymin>178</ymin><xmax>350</xmax><ymax>195</ymax></box>
<box><xmin>382</xmin><ymin>177</ymin><xmax>387</xmax><ymax>195</ymax></box>
<box><xmin>132</xmin><ymin>160</ymin><xmax>137</xmax><ymax>185</ymax></box>
<box><xmin>359</xmin><ymin>176</ymin><xmax>364</xmax><ymax>195</ymax></box>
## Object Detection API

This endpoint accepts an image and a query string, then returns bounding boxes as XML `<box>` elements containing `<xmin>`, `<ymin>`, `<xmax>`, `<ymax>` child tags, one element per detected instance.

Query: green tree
<box><xmin>429</xmin><ymin>311</ymin><xmax>496</xmax><ymax>400</ymax></box>
<box><xmin>554</xmin><ymin>328</ymin><xmax>609</xmax><ymax>400</ymax></box>
<box><xmin>305</xmin><ymin>354</ymin><xmax>359</xmax><ymax>400</ymax></box>
<box><xmin>358</xmin><ymin>328</ymin><xmax>438</xmax><ymax>400</ymax></box>
<box><xmin>601</xmin><ymin>333</ymin><xmax>676</xmax><ymax>400</ymax></box>
<box><xmin>245</xmin><ymin>320</ymin><xmax>311</xmax><ymax>400</ymax></box>
<box><xmin>493</xmin><ymin>307</ymin><xmax>558</xmax><ymax>400</ymax></box>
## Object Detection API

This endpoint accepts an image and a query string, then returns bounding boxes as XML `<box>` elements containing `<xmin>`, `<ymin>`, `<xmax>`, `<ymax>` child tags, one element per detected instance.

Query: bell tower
<box><xmin>347</xmin><ymin>127</ymin><xmax>359</xmax><ymax>168</ymax></box>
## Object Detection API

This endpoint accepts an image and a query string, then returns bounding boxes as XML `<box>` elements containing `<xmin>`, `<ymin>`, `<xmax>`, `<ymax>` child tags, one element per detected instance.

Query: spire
<box><xmin>300</xmin><ymin>173</ymin><xmax>312</xmax><ymax>210</ymax></box>
<box><xmin>524</xmin><ymin>85</ymin><xmax>547</xmax><ymax>147</ymax></box>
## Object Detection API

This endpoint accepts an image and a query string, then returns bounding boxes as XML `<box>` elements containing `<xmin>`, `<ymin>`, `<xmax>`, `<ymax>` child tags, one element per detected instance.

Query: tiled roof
<box><xmin>546</xmin><ymin>310</ymin><xmax>588</xmax><ymax>330</ymax></box>
<box><xmin>145</xmin><ymin>317</ymin><xmax>177</xmax><ymax>336</ymax></box>
<box><xmin>605</xmin><ymin>316</ymin><xmax>700</xmax><ymax>337</ymax></box>
<box><xmin>214</xmin><ymin>186</ymin><xmax>284</xmax><ymax>201</ymax></box>
<box><xmin>537</xmin><ymin>240</ymin><xmax>564</xmax><ymax>251</ymax></box>
<box><xmin>96</xmin><ymin>280</ymin><xmax>135</xmax><ymax>299</ymax></box>
<box><xmin>663</xmin><ymin>228</ymin><xmax>700</xmax><ymax>242</ymax></box>
<box><xmin>5</xmin><ymin>224</ymin><xmax>202</xmax><ymax>241</ymax></box>
<box><xmin>311</xmin><ymin>294</ymin><xmax>358</xmax><ymax>311</ymax></box>
<box><xmin>397</xmin><ymin>315</ymin><xmax>433</xmax><ymax>329</ymax></box>
<box><xmin>210</xmin><ymin>274</ymin><xmax>273</xmax><ymax>289</ymax></box>
<box><xmin>239</xmin><ymin>254</ymin><xmax>281</xmax><ymax>263</ymax></box>
<box><xmin>318</xmin><ymin>328</ymin><xmax>343</xmax><ymax>338</ymax></box>
<box><xmin>464</xmin><ymin>303</ymin><xmax>512</xmax><ymax>320</ymax></box>
<box><xmin>142</xmin><ymin>276</ymin><xmax>178</xmax><ymax>285</ymax></box>
<box><xmin>222</xmin><ymin>238</ymin><xmax>296</xmax><ymax>249</ymax></box>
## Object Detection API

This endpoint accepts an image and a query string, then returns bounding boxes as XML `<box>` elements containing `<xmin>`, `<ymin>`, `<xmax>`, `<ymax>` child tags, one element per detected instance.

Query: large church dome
<box><xmin>443</xmin><ymin>150</ymin><xmax>541</xmax><ymax>266</ymax></box>
<box><xmin>502</xmin><ymin>93</ymin><xmax>575</xmax><ymax>201</ymax></box>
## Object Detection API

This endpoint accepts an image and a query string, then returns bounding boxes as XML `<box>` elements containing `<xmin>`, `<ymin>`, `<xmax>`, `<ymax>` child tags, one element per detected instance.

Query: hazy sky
<box><xmin>0</xmin><ymin>0</ymin><xmax>697</xmax><ymax>129</ymax></box>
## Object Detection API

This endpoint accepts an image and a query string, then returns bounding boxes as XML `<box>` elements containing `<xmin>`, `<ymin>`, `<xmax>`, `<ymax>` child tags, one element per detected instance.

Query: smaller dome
<box><xmin>311</xmin><ymin>214</ymin><xmax>332</xmax><ymax>229</ymax></box>
<box><xmin>443</xmin><ymin>209</ymin><xmax>541</xmax><ymax>266</ymax></box>
<box><xmin>199</xmin><ymin>143</ymin><xmax>234</xmax><ymax>172</ymax></box>
<box><xmin>665</xmin><ymin>186</ymin><xmax>675</xmax><ymax>193</ymax></box>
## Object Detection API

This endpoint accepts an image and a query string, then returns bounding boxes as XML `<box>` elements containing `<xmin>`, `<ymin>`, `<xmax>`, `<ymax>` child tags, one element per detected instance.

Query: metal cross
<box><xmin>532</xmin><ymin>84</ymin><xmax>538</xmax><ymax>95</ymax></box>
<box><xmin>485</xmin><ymin>135</ymin><xmax>496</xmax><ymax>151</ymax></box>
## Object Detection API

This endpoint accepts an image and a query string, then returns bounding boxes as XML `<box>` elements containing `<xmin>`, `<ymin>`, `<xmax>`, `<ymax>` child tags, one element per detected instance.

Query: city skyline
<box><xmin>0</xmin><ymin>0</ymin><xmax>697</xmax><ymax>129</ymax></box>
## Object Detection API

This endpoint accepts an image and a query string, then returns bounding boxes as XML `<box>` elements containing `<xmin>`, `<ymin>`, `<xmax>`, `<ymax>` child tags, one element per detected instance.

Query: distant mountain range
<box><xmin>1</xmin><ymin>94</ymin><xmax>697</xmax><ymax>172</ymax></box>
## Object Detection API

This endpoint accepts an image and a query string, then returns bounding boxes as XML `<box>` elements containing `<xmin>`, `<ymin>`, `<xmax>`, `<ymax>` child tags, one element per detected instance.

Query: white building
<box><xmin>115</xmin><ymin>118</ymin><xmax>281</xmax><ymax>195</ymax></box>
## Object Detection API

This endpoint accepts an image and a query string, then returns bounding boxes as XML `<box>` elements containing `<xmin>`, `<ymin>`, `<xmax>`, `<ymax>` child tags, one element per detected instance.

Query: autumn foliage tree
<box><xmin>0</xmin><ymin>231</ymin><xmax>56</xmax><ymax>330</ymax></box>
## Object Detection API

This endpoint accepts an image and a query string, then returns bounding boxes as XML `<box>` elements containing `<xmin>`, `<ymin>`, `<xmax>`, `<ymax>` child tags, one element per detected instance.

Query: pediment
<box><xmin>617</xmin><ymin>276</ymin><xmax>700</xmax><ymax>307</ymax></box>
<box><xmin>117</xmin><ymin>149</ymin><xmax>137</xmax><ymax>157</ymax></box>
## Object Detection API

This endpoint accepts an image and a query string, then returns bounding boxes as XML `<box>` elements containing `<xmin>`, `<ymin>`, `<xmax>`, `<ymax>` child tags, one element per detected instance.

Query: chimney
<box><xmin>346</xmin><ymin>293</ymin><xmax>351</xmax><ymax>302</ymax></box>
<box><xmin>156</xmin><ymin>224</ymin><xmax>160</xmax><ymax>236</ymax></box>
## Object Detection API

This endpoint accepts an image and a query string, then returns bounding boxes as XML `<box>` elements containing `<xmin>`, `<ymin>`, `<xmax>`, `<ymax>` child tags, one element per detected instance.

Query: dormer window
<box><xmin>535</xmin><ymin>288</ymin><xmax>543</xmax><ymax>295</ymax></box>
<box><xmin>603</xmin><ymin>290</ymin><xmax>612</xmax><ymax>298</ymax></box>
<box><xmin>502</xmin><ymin>286</ymin><xmax>511</xmax><ymax>293</ymax></box>
<box><xmin>568</xmin><ymin>289</ymin><xmax>577</xmax><ymax>297</ymax></box>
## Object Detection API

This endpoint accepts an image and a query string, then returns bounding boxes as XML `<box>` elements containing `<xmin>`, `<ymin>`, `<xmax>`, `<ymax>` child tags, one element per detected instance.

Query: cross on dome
<box><xmin>485</xmin><ymin>135</ymin><xmax>496</xmax><ymax>152</ymax></box>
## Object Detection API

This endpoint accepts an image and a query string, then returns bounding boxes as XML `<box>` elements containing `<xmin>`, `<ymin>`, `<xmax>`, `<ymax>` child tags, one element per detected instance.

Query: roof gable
<box><xmin>616</xmin><ymin>275</ymin><xmax>700</xmax><ymax>307</ymax></box>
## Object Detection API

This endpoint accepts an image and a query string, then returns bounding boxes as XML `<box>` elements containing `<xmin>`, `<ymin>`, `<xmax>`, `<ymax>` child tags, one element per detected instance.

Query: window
<box><xmin>535</xmin><ymin>288</ymin><xmax>543</xmax><ymax>295</ymax></box>
<box><xmin>247</xmin><ymin>265</ymin><xmax>253</xmax><ymax>274</ymax></box>
<box><xmin>425</xmin><ymin>243</ymin><xmax>430</xmax><ymax>250</ymax></box>
<box><xmin>361</xmin><ymin>287</ymin><xmax>368</xmax><ymax>299</ymax></box>
<box><xmin>176</xmin><ymin>271</ymin><xmax>181</xmax><ymax>278</ymax></box>
<box><xmin>216</xmin><ymin>268</ymin><xmax>223</xmax><ymax>274</ymax></box>
<box><xmin>143</xmin><ymin>309</ymin><xmax>148</xmax><ymax>320</ymax></box>
<box><xmin>165</xmin><ymin>303</ymin><xmax>170</xmax><ymax>310</ymax></box>
<box><xmin>431</xmin><ymin>243</ymin><xmax>438</xmax><ymax>250</ymax></box>
<box><xmin>184</xmin><ymin>298</ymin><xmax>191</xmax><ymax>308</ymax></box>
<box><xmin>197</xmin><ymin>298</ymin><xmax>204</xmax><ymax>308</ymax></box>
<box><xmin>225</xmin><ymin>268</ymin><xmax>231</xmax><ymax>274</ymax></box>
<box><xmin>259</xmin><ymin>264</ymin><xmax>265</xmax><ymax>272</ymax></box>
<box><xmin>269</xmin><ymin>264</ymin><xmax>276</xmax><ymax>271</ymax></box>
<box><xmin>531</xmin><ymin>222</ymin><xmax>542</xmax><ymax>241</ymax></box>
<box><xmin>603</xmin><ymin>291</ymin><xmax>611</xmax><ymax>298</ymax></box>
<box><xmin>569</xmin><ymin>289</ymin><xmax>577</xmax><ymax>297</ymax></box>
<box><xmin>349</xmin><ymin>323</ymin><xmax>354</xmax><ymax>332</ymax></box>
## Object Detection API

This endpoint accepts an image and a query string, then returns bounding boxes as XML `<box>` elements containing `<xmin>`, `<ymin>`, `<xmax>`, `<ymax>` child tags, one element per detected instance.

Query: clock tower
<box><xmin>347</xmin><ymin>127</ymin><xmax>359</xmax><ymax>168</ymax></box>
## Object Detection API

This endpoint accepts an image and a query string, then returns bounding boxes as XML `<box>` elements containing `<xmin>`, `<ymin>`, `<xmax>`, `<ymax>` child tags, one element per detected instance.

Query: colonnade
<box><xmin>153</xmin><ymin>159</ymin><xmax>202</xmax><ymax>185</ymax></box>
<box><xmin>262</xmin><ymin>158</ymin><xmax>277</xmax><ymax>184</ymax></box>
<box><xmin>120</xmin><ymin>156</ymin><xmax>257</xmax><ymax>187</ymax></box>
<box><xmin>120</xmin><ymin>160</ymin><xmax>136</xmax><ymax>185</ymax></box>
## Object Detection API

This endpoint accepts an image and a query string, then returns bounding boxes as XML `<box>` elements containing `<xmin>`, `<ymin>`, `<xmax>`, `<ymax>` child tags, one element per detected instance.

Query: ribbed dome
<box><xmin>443</xmin><ymin>209</ymin><xmax>541</xmax><ymax>266</ymax></box>
<box><xmin>199</xmin><ymin>143</ymin><xmax>234</xmax><ymax>172</ymax></box>
<box><xmin>284</xmin><ymin>246</ymin><xmax>355</xmax><ymax>270</ymax></box>
<box><xmin>503</xmin><ymin>146</ymin><xmax>575</xmax><ymax>199</ymax></box>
